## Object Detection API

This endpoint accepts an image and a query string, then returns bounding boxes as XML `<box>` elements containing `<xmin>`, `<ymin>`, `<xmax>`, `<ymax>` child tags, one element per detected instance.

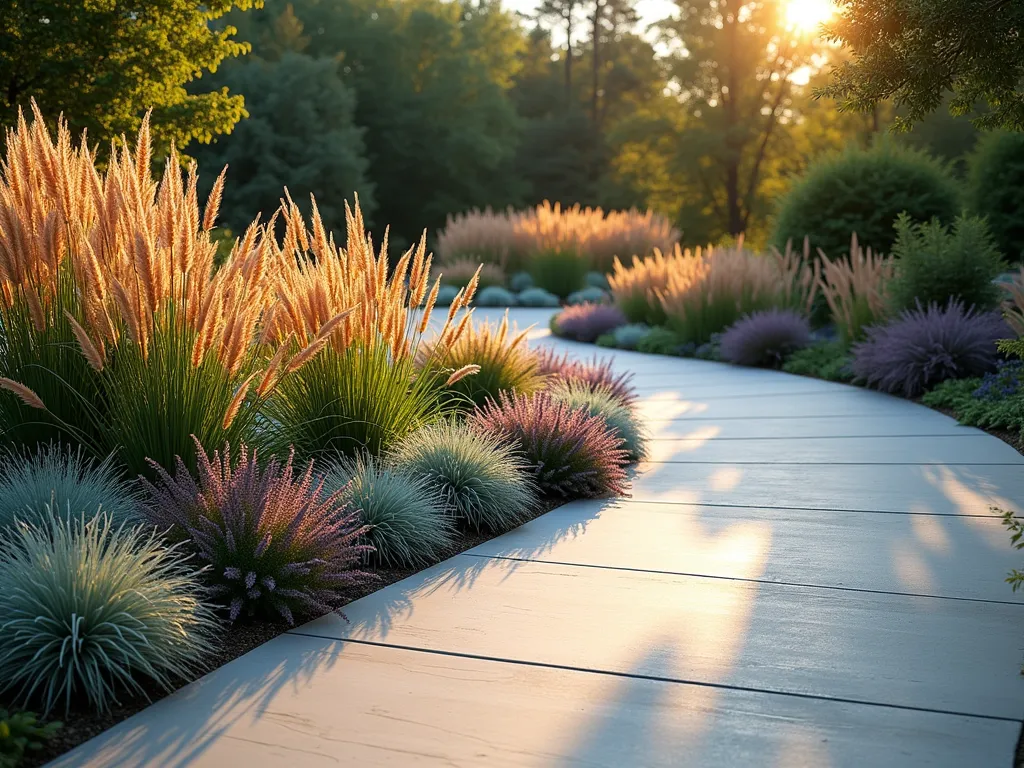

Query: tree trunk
<box><xmin>565</xmin><ymin>10</ymin><xmax>574</xmax><ymax>107</ymax></box>
<box><xmin>723</xmin><ymin>3</ymin><xmax>743</xmax><ymax>236</ymax></box>
<box><xmin>591</xmin><ymin>0</ymin><xmax>602</xmax><ymax>124</ymax></box>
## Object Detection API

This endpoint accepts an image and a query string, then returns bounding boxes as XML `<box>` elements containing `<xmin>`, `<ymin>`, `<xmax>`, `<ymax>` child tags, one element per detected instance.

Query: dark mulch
<box><xmin>15</xmin><ymin>499</ymin><xmax>560</xmax><ymax>766</ymax></box>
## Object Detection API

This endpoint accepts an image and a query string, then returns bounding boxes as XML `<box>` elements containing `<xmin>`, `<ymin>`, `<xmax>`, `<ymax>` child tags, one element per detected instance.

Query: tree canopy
<box><xmin>191</xmin><ymin>51</ymin><xmax>375</xmax><ymax>236</ymax></box>
<box><xmin>819</xmin><ymin>0</ymin><xmax>1024</xmax><ymax>131</ymax></box>
<box><xmin>0</xmin><ymin>0</ymin><xmax>259</xmax><ymax>151</ymax></box>
<box><xmin>1</xmin><ymin>0</ymin><xmax>1001</xmax><ymax>250</ymax></box>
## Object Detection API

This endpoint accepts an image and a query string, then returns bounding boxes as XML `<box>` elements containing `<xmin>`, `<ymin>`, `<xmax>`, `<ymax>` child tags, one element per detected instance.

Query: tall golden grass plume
<box><xmin>437</xmin><ymin>201</ymin><xmax>680</xmax><ymax>272</ymax></box>
<box><xmin>770</xmin><ymin>237</ymin><xmax>820</xmax><ymax>317</ymax></box>
<box><xmin>267</xmin><ymin>192</ymin><xmax>475</xmax><ymax>367</ymax></box>
<box><xmin>609</xmin><ymin>244</ymin><xmax>697</xmax><ymax>308</ymax></box>
<box><xmin>817</xmin><ymin>234</ymin><xmax>893</xmax><ymax>344</ymax></box>
<box><xmin>432</xmin><ymin>256</ymin><xmax>504</xmax><ymax>289</ymax></box>
<box><xmin>652</xmin><ymin>238</ymin><xmax>818</xmax><ymax>341</ymax></box>
<box><xmin>0</xmin><ymin>102</ymin><xmax>349</xmax><ymax>433</ymax></box>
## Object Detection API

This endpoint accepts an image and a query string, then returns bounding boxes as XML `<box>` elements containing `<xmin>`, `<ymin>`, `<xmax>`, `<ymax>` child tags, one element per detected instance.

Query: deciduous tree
<box><xmin>819</xmin><ymin>0</ymin><xmax>1024</xmax><ymax>131</ymax></box>
<box><xmin>0</xmin><ymin>0</ymin><xmax>259</xmax><ymax>151</ymax></box>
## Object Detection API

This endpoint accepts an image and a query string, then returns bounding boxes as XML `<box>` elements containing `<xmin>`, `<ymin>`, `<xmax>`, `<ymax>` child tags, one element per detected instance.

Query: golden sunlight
<box><xmin>785</xmin><ymin>0</ymin><xmax>835</xmax><ymax>33</ymax></box>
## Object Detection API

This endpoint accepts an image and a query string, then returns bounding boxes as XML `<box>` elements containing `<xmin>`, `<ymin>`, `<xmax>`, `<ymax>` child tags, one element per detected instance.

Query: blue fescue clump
<box><xmin>510</xmin><ymin>271</ymin><xmax>535</xmax><ymax>292</ymax></box>
<box><xmin>0</xmin><ymin>443</ymin><xmax>141</xmax><ymax>530</ymax></box>
<box><xmin>517</xmin><ymin>287</ymin><xmax>561</xmax><ymax>307</ymax></box>
<box><xmin>390</xmin><ymin>420</ymin><xmax>538</xmax><ymax>533</ymax></box>
<box><xmin>322</xmin><ymin>454</ymin><xmax>453</xmax><ymax>569</ymax></box>
<box><xmin>475</xmin><ymin>286</ymin><xmax>518</xmax><ymax>307</ymax></box>
<box><xmin>0</xmin><ymin>513</ymin><xmax>220</xmax><ymax>715</ymax></box>
<box><xmin>566</xmin><ymin>286</ymin><xmax>610</xmax><ymax>306</ymax></box>
<box><xmin>585</xmin><ymin>271</ymin><xmax>610</xmax><ymax>290</ymax></box>
<box><xmin>612</xmin><ymin>323</ymin><xmax>651</xmax><ymax>350</ymax></box>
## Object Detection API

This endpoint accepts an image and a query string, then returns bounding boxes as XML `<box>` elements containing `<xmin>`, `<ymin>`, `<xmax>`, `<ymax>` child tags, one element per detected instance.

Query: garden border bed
<box><xmin>13</xmin><ymin>497</ymin><xmax>564</xmax><ymax>767</ymax></box>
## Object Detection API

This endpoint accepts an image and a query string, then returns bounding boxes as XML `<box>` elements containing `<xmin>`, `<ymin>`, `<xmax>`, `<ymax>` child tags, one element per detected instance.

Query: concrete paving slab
<box><xmin>644</xmin><ymin>434</ymin><xmax>1024</xmax><ymax>465</ymax></box>
<box><xmin>296</xmin><ymin>555</ymin><xmax>1024</xmax><ymax>719</ymax></box>
<box><xmin>646</xmin><ymin>414</ymin><xmax>973</xmax><ymax>439</ymax></box>
<box><xmin>635</xmin><ymin>388</ymin><xmax>943</xmax><ymax>420</ymax></box>
<box><xmin>628</xmin><ymin>462</ymin><xmax>1024</xmax><ymax>515</ymax></box>
<box><xmin>633</xmin><ymin>385</ymin><xmax>850</xmax><ymax>399</ymax></box>
<box><xmin>49</xmin><ymin>633</ymin><xmax>1020</xmax><ymax>768</ymax></box>
<box><xmin>467</xmin><ymin>499</ymin><xmax>1024</xmax><ymax>602</ymax></box>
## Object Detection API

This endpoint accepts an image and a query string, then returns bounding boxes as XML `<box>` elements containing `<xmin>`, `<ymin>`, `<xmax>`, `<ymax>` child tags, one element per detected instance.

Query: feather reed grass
<box><xmin>264</xmin><ymin>195</ymin><xmax>478</xmax><ymax>458</ymax></box>
<box><xmin>422</xmin><ymin>311</ymin><xmax>544</xmax><ymax>410</ymax></box>
<box><xmin>0</xmin><ymin>103</ymin><xmax>345</xmax><ymax>473</ymax></box>
<box><xmin>656</xmin><ymin>238</ymin><xmax>817</xmax><ymax>344</ymax></box>
<box><xmin>1002</xmin><ymin>266</ymin><xmax>1024</xmax><ymax>337</ymax></box>
<box><xmin>438</xmin><ymin>201</ymin><xmax>679</xmax><ymax>274</ymax></box>
<box><xmin>817</xmin><ymin>234</ymin><xmax>894</xmax><ymax>346</ymax></box>
<box><xmin>432</xmin><ymin>257</ymin><xmax>505</xmax><ymax>290</ymax></box>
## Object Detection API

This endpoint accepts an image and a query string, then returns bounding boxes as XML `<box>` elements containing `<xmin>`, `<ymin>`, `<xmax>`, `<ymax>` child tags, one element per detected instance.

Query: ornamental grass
<box><xmin>437</xmin><ymin>201</ymin><xmax>679</xmax><ymax>274</ymax></box>
<box><xmin>656</xmin><ymin>239</ymin><xmax>817</xmax><ymax>345</ymax></box>
<box><xmin>0</xmin><ymin>443</ymin><xmax>140</xmax><ymax>530</ymax></box>
<box><xmin>1002</xmin><ymin>265</ymin><xmax>1024</xmax><ymax>337</ymax></box>
<box><xmin>0</xmin><ymin>513</ymin><xmax>218</xmax><ymax>715</ymax></box>
<box><xmin>322</xmin><ymin>454</ymin><xmax>453</xmax><ymax>569</ymax></box>
<box><xmin>262</xmin><ymin>196</ymin><xmax>479</xmax><ymax>459</ymax></box>
<box><xmin>548</xmin><ymin>380</ymin><xmax>648</xmax><ymax>461</ymax></box>
<box><xmin>141</xmin><ymin>439</ymin><xmax>373</xmax><ymax>625</ymax></box>
<box><xmin>718</xmin><ymin>309</ymin><xmax>812</xmax><ymax>368</ymax></box>
<box><xmin>817</xmin><ymin>234</ymin><xmax>894</xmax><ymax>346</ymax></box>
<box><xmin>432</xmin><ymin>257</ymin><xmax>505</xmax><ymax>290</ymax></box>
<box><xmin>0</xmin><ymin>105</ymin><xmax>345</xmax><ymax>475</ymax></box>
<box><xmin>609</xmin><ymin>245</ymin><xmax>694</xmax><ymax>325</ymax></box>
<box><xmin>390</xmin><ymin>419</ymin><xmax>538</xmax><ymax>532</ymax></box>
<box><xmin>422</xmin><ymin>311</ymin><xmax>544</xmax><ymax>410</ymax></box>
<box><xmin>534</xmin><ymin>348</ymin><xmax>637</xmax><ymax>408</ymax></box>
<box><xmin>552</xmin><ymin>302</ymin><xmax>627</xmax><ymax>343</ymax></box>
<box><xmin>469</xmin><ymin>390</ymin><xmax>629</xmax><ymax>499</ymax></box>
<box><xmin>852</xmin><ymin>300</ymin><xmax>1010</xmax><ymax>398</ymax></box>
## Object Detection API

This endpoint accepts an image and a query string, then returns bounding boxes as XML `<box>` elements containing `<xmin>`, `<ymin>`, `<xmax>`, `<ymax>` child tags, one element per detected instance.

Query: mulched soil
<box><xmin>14</xmin><ymin>499</ymin><xmax>561</xmax><ymax>766</ymax></box>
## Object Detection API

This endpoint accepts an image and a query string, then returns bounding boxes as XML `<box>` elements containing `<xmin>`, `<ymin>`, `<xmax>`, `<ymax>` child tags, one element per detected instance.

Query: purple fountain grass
<box><xmin>553</xmin><ymin>302</ymin><xmax>627</xmax><ymax>343</ymax></box>
<box><xmin>469</xmin><ymin>391</ymin><xmax>630</xmax><ymax>498</ymax></box>
<box><xmin>141</xmin><ymin>438</ymin><xmax>374</xmax><ymax>625</ymax></box>
<box><xmin>719</xmin><ymin>308</ymin><xmax>812</xmax><ymax>367</ymax></box>
<box><xmin>852</xmin><ymin>300</ymin><xmax>1010</xmax><ymax>398</ymax></box>
<box><xmin>534</xmin><ymin>347</ymin><xmax>637</xmax><ymax>407</ymax></box>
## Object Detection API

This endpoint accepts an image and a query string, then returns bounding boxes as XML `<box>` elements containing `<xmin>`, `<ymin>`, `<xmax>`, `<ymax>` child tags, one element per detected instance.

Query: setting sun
<box><xmin>785</xmin><ymin>0</ymin><xmax>836</xmax><ymax>33</ymax></box>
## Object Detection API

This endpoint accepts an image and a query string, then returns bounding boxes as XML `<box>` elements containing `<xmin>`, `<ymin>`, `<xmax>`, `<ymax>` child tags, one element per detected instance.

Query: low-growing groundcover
<box><xmin>923</xmin><ymin>361</ymin><xmax>1024</xmax><ymax>449</ymax></box>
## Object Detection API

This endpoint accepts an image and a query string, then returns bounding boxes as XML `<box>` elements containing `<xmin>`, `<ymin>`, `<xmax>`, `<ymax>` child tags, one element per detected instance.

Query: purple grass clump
<box><xmin>852</xmin><ymin>300</ymin><xmax>1010</xmax><ymax>398</ymax></box>
<box><xmin>719</xmin><ymin>309</ymin><xmax>812</xmax><ymax>367</ymax></box>
<box><xmin>534</xmin><ymin>347</ymin><xmax>637</xmax><ymax>407</ymax></box>
<box><xmin>141</xmin><ymin>438</ymin><xmax>374</xmax><ymax>625</ymax></box>
<box><xmin>553</xmin><ymin>302</ymin><xmax>627</xmax><ymax>342</ymax></box>
<box><xmin>469</xmin><ymin>391</ymin><xmax>630</xmax><ymax>498</ymax></box>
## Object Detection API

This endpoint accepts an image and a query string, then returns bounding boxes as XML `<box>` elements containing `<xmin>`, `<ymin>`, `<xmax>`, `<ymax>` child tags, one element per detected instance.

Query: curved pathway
<box><xmin>55</xmin><ymin>308</ymin><xmax>1024</xmax><ymax>767</ymax></box>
